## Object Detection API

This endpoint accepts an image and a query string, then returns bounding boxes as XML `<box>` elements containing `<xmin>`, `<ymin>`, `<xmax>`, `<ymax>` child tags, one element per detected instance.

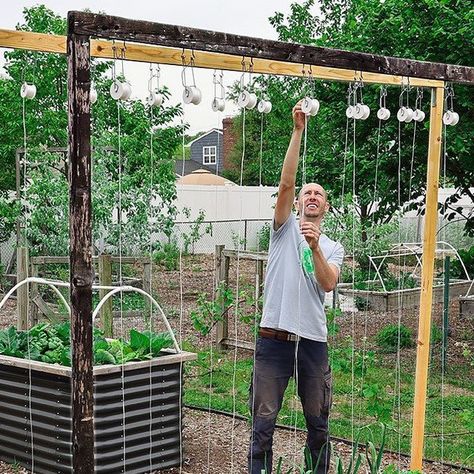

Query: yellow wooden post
<box><xmin>410</xmin><ymin>86</ymin><xmax>445</xmax><ymax>471</ymax></box>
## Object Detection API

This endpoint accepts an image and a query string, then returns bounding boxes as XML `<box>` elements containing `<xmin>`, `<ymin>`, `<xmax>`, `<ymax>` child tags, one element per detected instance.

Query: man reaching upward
<box><xmin>248</xmin><ymin>100</ymin><xmax>344</xmax><ymax>474</ymax></box>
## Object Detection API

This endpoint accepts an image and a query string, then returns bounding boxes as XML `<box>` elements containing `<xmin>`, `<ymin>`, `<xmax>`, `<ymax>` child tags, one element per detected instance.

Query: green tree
<box><xmin>225</xmin><ymin>0</ymin><xmax>473</xmax><ymax>238</ymax></box>
<box><xmin>0</xmin><ymin>5</ymin><xmax>184</xmax><ymax>253</ymax></box>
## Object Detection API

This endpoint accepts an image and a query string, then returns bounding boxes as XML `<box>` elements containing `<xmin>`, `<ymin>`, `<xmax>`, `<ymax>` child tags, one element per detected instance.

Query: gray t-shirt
<box><xmin>261</xmin><ymin>213</ymin><xmax>344</xmax><ymax>342</ymax></box>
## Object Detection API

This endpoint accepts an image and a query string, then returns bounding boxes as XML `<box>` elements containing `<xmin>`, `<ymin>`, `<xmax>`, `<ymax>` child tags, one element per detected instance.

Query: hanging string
<box><xmin>113</xmin><ymin>41</ymin><xmax>128</xmax><ymax>473</ymax></box>
<box><xmin>21</xmin><ymin>61</ymin><xmax>36</xmax><ymax>474</ymax></box>
<box><xmin>230</xmin><ymin>57</ymin><xmax>250</xmax><ymax>473</ymax></box>
<box><xmin>147</xmin><ymin>62</ymin><xmax>156</xmax><ymax>474</ymax></box>
<box><xmin>357</xmin><ymin>85</ymin><xmax>386</xmax><ymax>425</ymax></box>
<box><xmin>351</xmin><ymin>77</ymin><xmax>357</xmax><ymax>445</ymax></box>
<box><xmin>206</xmin><ymin>70</ymin><xmax>224</xmax><ymax>472</ymax></box>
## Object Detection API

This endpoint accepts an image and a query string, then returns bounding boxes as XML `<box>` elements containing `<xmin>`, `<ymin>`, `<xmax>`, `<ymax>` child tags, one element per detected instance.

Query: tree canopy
<box><xmin>224</xmin><ymin>0</ymin><xmax>473</xmax><ymax>235</ymax></box>
<box><xmin>0</xmin><ymin>6</ymin><xmax>184</xmax><ymax>253</ymax></box>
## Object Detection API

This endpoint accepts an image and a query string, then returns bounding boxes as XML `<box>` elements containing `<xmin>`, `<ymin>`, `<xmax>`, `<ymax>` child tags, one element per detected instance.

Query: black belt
<box><xmin>259</xmin><ymin>327</ymin><xmax>300</xmax><ymax>342</ymax></box>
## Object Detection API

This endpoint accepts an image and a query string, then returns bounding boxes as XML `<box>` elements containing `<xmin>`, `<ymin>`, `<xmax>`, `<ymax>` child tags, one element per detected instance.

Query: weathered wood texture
<box><xmin>16</xmin><ymin>247</ymin><xmax>29</xmax><ymax>330</ymax></box>
<box><xmin>68</xmin><ymin>11</ymin><xmax>474</xmax><ymax>84</ymax></box>
<box><xmin>0</xmin><ymin>28</ymin><xmax>444</xmax><ymax>87</ymax></box>
<box><xmin>67</xmin><ymin>24</ymin><xmax>94</xmax><ymax>474</ymax></box>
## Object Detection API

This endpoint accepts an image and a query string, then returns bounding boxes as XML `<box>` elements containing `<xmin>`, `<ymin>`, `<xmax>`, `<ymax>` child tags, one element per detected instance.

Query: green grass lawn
<box><xmin>182</xmin><ymin>343</ymin><xmax>474</xmax><ymax>468</ymax></box>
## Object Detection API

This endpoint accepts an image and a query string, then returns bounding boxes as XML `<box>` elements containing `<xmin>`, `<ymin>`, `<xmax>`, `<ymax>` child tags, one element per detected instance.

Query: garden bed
<box><xmin>338</xmin><ymin>280</ymin><xmax>472</xmax><ymax>311</ymax></box>
<box><xmin>0</xmin><ymin>350</ymin><xmax>196</xmax><ymax>474</ymax></box>
<box><xmin>459</xmin><ymin>294</ymin><xmax>474</xmax><ymax>318</ymax></box>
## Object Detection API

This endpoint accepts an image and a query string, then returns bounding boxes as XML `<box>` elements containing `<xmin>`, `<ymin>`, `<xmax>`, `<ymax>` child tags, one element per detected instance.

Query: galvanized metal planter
<box><xmin>0</xmin><ymin>351</ymin><xmax>196</xmax><ymax>474</ymax></box>
<box><xmin>338</xmin><ymin>280</ymin><xmax>472</xmax><ymax>311</ymax></box>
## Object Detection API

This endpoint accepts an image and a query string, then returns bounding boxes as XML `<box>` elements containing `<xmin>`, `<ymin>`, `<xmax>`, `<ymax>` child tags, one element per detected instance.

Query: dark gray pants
<box><xmin>248</xmin><ymin>336</ymin><xmax>332</xmax><ymax>473</ymax></box>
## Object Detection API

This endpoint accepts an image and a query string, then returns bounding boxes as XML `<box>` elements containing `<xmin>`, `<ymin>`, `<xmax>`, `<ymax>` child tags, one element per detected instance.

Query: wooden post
<box><xmin>67</xmin><ymin>14</ymin><xmax>95</xmax><ymax>474</ymax></box>
<box><xmin>30</xmin><ymin>260</ymin><xmax>39</xmax><ymax>325</ymax></box>
<box><xmin>98</xmin><ymin>254</ymin><xmax>113</xmax><ymax>337</ymax></box>
<box><xmin>410</xmin><ymin>86</ymin><xmax>444</xmax><ymax>471</ymax></box>
<box><xmin>215</xmin><ymin>245</ymin><xmax>229</xmax><ymax>348</ymax></box>
<box><xmin>16</xmin><ymin>246</ymin><xmax>29</xmax><ymax>330</ymax></box>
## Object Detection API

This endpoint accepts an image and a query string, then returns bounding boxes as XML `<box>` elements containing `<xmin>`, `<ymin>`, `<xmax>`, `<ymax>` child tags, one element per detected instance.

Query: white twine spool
<box><xmin>413</xmin><ymin>109</ymin><xmax>425</xmax><ymax>122</ymax></box>
<box><xmin>346</xmin><ymin>105</ymin><xmax>355</xmax><ymax>119</ymax></box>
<box><xmin>110</xmin><ymin>80</ymin><xmax>132</xmax><ymax>101</ymax></box>
<box><xmin>301</xmin><ymin>97</ymin><xmax>319</xmax><ymax>116</ymax></box>
<box><xmin>183</xmin><ymin>86</ymin><xmax>202</xmax><ymax>105</ymax></box>
<box><xmin>257</xmin><ymin>100</ymin><xmax>272</xmax><ymax>114</ymax></box>
<box><xmin>377</xmin><ymin>107</ymin><xmax>390</xmax><ymax>121</ymax></box>
<box><xmin>211</xmin><ymin>98</ymin><xmax>225</xmax><ymax>112</ymax></box>
<box><xmin>360</xmin><ymin>104</ymin><xmax>370</xmax><ymax>120</ymax></box>
<box><xmin>237</xmin><ymin>91</ymin><xmax>257</xmax><ymax>110</ymax></box>
<box><xmin>20</xmin><ymin>83</ymin><xmax>36</xmax><ymax>100</ymax></box>
<box><xmin>353</xmin><ymin>103</ymin><xmax>365</xmax><ymax>120</ymax></box>
<box><xmin>147</xmin><ymin>92</ymin><xmax>163</xmax><ymax>107</ymax></box>
<box><xmin>397</xmin><ymin>106</ymin><xmax>414</xmax><ymax>123</ymax></box>
<box><xmin>443</xmin><ymin>110</ymin><xmax>459</xmax><ymax>126</ymax></box>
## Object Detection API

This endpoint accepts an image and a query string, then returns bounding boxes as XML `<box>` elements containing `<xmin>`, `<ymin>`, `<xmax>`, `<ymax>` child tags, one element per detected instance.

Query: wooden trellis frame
<box><xmin>0</xmin><ymin>9</ymin><xmax>473</xmax><ymax>472</ymax></box>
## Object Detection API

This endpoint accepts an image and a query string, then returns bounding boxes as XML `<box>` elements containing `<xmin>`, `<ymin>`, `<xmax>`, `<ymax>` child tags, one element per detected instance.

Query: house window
<box><xmin>203</xmin><ymin>146</ymin><xmax>217</xmax><ymax>165</ymax></box>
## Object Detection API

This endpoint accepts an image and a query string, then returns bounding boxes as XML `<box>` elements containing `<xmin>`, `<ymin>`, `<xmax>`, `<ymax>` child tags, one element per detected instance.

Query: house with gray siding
<box><xmin>188</xmin><ymin>128</ymin><xmax>223</xmax><ymax>175</ymax></box>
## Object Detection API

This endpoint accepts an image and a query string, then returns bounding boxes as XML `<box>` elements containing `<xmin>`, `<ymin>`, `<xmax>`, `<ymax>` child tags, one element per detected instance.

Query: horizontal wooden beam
<box><xmin>69</xmin><ymin>11</ymin><xmax>473</xmax><ymax>85</ymax></box>
<box><xmin>0</xmin><ymin>28</ymin><xmax>445</xmax><ymax>87</ymax></box>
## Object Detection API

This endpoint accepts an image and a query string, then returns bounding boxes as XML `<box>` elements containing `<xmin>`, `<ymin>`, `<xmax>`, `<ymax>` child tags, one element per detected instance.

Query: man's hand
<box><xmin>292</xmin><ymin>100</ymin><xmax>307</xmax><ymax>131</ymax></box>
<box><xmin>300</xmin><ymin>222</ymin><xmax>321</xmax><ymax>251</ymax></box>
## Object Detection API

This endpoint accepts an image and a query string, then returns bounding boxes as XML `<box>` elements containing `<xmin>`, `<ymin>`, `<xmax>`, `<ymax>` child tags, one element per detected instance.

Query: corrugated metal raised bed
<box><xmin>0</xmin><ymin>350</ymin><xmax>196</xmax><ymax>474</ymax></box>
<box><xmin>338</xmin><ymin>280</ymin><xmax>472</xmax><ymax>311</ymax></box>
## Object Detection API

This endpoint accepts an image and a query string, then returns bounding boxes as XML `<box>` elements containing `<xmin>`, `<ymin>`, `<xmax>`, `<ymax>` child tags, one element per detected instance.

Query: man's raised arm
<box><xmin>274</xmin><ymin>101</ymin><xmax>306</xmax><ymax>230</ymax></box>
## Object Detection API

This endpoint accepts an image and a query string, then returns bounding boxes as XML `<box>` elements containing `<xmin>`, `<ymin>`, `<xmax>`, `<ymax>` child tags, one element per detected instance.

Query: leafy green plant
<box><xmin>181</xmin><ymin>208</ymin><xmax>213</xmax><ymax>254</ymax></box>
<box><xmin>450</xmin><ymin>245</ymin><xmax>474</xmax><ymax>279</ymax></box>
<box><xmin>375</xmin><ymin>324</ymin><xmax>413</xmax><ymax>353</ymax></box>
<box><xmin>362</xmin><ymin>383</ymin><xmax>392</xmax><ymax>422</ymax></box>
<box><xmin>257</xmin><ymin>222</ymin><xmax>271</xmax><ymax>252</ymax></box>
<box><xmin>326</xmin><ymin>306</ymin><xmax>341</xmax><ymax>337</ymax></box>
<box><xmin>153</xmin><ymin>240</ymin><xmax>180</xmax><ymax>271</ymax></box>
<box><xmin>0</xmin><ymin>323</ymin><xmax>173</xmax><ymax>366</ymax></box>
<box><xmin>430</xmin><ymin>324</ymin><xmax>443</xmax><ymax>345</ymax></box>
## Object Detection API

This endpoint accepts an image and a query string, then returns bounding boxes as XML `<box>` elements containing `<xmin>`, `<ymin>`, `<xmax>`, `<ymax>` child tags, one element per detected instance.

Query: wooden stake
<box><xmin>67</xmin><ymin>15</ymin><xmax>95</xmax><ymax>473</ymax></box>
<box><xmin>410</xmin><ymin>86</ymin><xmax>445</xmax><ymax>472</ymax></box>
<box><xmin>16</xmin><ymin>246</ymin><xmax>29</xmax><ymax>330</ymax></box>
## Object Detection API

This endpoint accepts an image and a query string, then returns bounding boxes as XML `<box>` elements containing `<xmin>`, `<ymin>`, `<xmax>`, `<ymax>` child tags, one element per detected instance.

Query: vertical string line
<box><xmin>117</xmin><ymin>95</ymin><xmax>127</xmax><ymax>474</ymax></box>
<box><xmin>351</xmin><ymin>108</ymin><xmax>356</xmax><ymax>445</ymax></box>
<box><xmin>22</xmin><ymin>86</ymin><xmax>35</xmax><ymax>474</ymax></box>
<box><xmin>230</xmin><ymin>105</ymin><xmax>246</xmax><ymax>473</ymax></box>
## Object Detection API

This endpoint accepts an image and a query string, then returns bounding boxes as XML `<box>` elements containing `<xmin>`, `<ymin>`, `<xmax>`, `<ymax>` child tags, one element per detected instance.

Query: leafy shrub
<box><xmin>257</xmin><ymin>222</ymin><xmax>271</xmax><ymax>252</ymax></box>
<box><xmin>0</xmin><ymin>322</ymin><xmax>173</xmax><ymax>366</ymax></box>
<box><xmin>152</xmin><ymin>240</ymin><xmax>180</xmax><ymax>271</ymax></box>
<box><xmin>375</xmin><ymin>324</ymin><xmax>413</xmax><ymax>352</ymax></box>
<box><xmin>450</xmin><ymin>245</ymin><xmax>474</xmax><ymax>279</ymax></box>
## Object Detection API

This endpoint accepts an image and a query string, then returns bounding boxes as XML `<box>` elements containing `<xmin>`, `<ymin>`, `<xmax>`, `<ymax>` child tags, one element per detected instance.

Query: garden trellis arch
<box><xmin>1</xmin><ymin>10</ymin><xmax>473</xmax><ymax>473</ymax></box>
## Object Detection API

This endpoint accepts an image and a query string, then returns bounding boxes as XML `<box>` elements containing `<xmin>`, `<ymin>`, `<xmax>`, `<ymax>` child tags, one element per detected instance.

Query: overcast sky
<box><xmin>2</xmin><ymin>1</ymin><xmax>316</xmax><ymax>133</ymax></box>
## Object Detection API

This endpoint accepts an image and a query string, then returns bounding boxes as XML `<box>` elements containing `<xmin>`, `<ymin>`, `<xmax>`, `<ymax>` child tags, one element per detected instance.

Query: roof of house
<box><xmin>177</xmin><ymin>169</ymin><xmax>235</xmax><ymax>186</ymax></box>
<box><xmin>186</xmin><ymin>128</ymin><xmax>223</xmax><ymax>147</ymax></box>
<box><xmin>175</xmin><ymin>159</ymin><xmax>215</xmax><ymax>177</ymax></box>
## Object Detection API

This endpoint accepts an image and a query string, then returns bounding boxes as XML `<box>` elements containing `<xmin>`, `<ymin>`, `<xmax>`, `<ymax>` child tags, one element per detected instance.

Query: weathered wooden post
<box><xmin>215</xmin><ymin>244</ymin><xmax>229</xmax><ymax>348</ymax></box>
<box><xmin>16</xmin><ymin>246</ymin><xmax>29</xmax><ymax>330</ymax></box>
<box><xmin>98</xmin><ymin>254</ymin><xmax>113</xmax><ymax>337</ymax></box>
<box><xmin>67</xmin><ymin>12</ymin><xmax>94</xmax><ymax>473</ymax></box>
